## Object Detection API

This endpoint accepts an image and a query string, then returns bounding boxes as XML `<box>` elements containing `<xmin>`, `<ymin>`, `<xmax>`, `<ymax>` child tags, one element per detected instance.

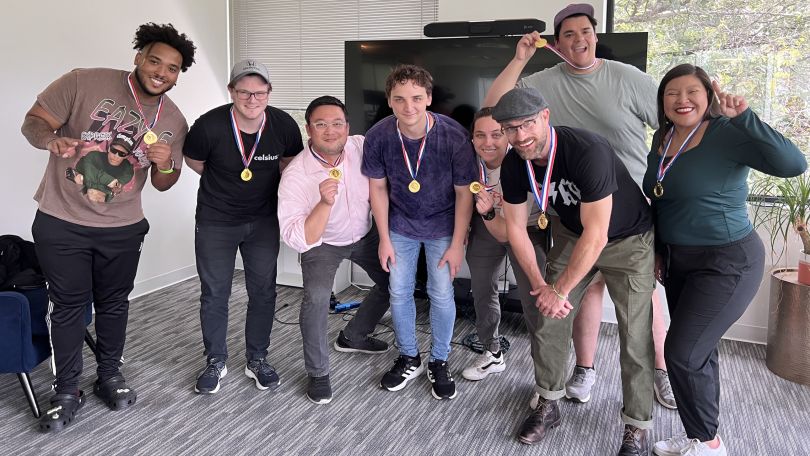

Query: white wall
<box><xmin>0</xmin><ymin>0</ymin><xmax>229</xmax><ymax>297</ymax></box>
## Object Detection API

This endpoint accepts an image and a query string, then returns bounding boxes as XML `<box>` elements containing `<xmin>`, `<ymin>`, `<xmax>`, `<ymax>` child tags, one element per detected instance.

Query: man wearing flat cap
<box><xmin>484</xmin><ymin>2</ymin><xmax>675</xmax><ymax>416</ymax></box>
<box><xmin>494</xmin><ymin>86</ymin><xmax>655</xmax><ymax>455</ymax></box>
<box><xmin>183</xmin><ymin>59</ymin><xmax>303</xmax><ymax>395</ymax></box>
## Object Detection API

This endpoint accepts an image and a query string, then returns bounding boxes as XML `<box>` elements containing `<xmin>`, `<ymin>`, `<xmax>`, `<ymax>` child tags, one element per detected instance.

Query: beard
<box><xmin>313</xmin><ymin>139</ymin><xmax>347</xmax><ymax>158</ymax></box>
<box><xmin>134</xmin><ymin>68</ymin><xmax>173</xmax><ymax>97</ymax></box>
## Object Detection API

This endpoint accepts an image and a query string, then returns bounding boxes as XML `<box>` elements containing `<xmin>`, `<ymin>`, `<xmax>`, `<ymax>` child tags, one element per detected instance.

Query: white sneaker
<box><xmin>653</xmin><ymin>434</ymin><xmax>726</xmax><ymax>456</ymax></box>
<box><xmin>565</xmin><ymin>366</ymin><xmax>596</xmax><ymax>403</ymax></box>
<box><xmin>654</xmin><ymin>369</ymin><xmax>677</xmax><ymax>409</ymax></box>
<box><xmin>461</xmin><ymin>350</ymin><xmax>505</xmax><ymax>381</ymax></box>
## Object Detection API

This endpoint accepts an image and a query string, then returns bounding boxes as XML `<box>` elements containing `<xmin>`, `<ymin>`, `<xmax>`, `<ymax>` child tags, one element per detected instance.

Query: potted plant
<box><xmin>749</xmin><ymin>171</ymin><xmax>810</xmax><ymax>284</ymax></box>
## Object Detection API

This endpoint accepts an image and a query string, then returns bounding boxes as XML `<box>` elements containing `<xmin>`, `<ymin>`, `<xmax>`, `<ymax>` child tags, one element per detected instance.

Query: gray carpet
<box><xmin>1</xmin><ymin>271</ymin><xmax>809</xmax><ymax>455</ymax></box>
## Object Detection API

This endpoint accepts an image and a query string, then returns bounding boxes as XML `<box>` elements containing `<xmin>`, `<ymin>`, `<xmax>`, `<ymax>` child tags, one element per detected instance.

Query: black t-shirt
<box><xmin>501</xmin><ymin>126</ymin><xmax>652</xmax><ymax>241</ymax></box>
<box><xmin>183</xmin><ymin>104</ymin><xmax>303</xmax><ymax>224</ymax></box>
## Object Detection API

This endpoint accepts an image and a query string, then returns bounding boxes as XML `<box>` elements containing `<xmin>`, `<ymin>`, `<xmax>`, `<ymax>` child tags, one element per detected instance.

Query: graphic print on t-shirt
<box><xmin>544</xmin><ymin>178</ymin><xmax>582</xmax><ymax>207</ymax></box>
<box><xmin>63</xmin><ymin>97</ymin><xmax>172</xmax><ymax>203</ymax></box>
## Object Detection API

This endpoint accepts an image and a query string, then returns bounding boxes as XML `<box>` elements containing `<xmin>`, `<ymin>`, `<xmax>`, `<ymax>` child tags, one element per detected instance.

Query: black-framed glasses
<box><xmin>234</xmin><ymin>89</ymin><xmax>270</xmax><ymax>101</ymax></box>
<box><xmin>109</xmin><ymin>147</ymin><xmax>131</xmax><ymax>158</ymax></box>
<box><xmin>311</xmin><ymin>120</ymin><xmax>347</xmax><ymax>131</ymax></box>
<box><xmin>502</xmin><ymin>115</ymin><xmax>539</xmax><ymax>137</ymax></box>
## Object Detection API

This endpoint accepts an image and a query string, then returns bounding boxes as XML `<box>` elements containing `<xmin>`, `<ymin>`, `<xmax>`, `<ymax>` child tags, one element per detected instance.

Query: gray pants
<box><xmin>465</xmin><ymin>216</ymin><xmax>548</xmax><ymax>353</ymax></box>
<box><xmin>299</xmin><ymin>228</ymin><xmax>389</xmax><ymax>377</ymax></box>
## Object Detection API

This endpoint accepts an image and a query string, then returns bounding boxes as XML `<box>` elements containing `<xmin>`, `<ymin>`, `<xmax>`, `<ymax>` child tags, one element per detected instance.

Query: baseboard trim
<box><xmin>131</xmin><ymin>265</ymin><xmax>198</xmax><ymax>299</ymax></box>
<box><xmin>601</xmin><ymin>303</ymin><xmax>766</xmax><ymax>346</ymax></box>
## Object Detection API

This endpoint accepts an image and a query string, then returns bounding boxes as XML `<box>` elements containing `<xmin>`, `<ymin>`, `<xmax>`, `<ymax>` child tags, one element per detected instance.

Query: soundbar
<box><xmin>424</xmin><ymin>19</ymin><xmax>546</xmax><ymax>38</ymax></box>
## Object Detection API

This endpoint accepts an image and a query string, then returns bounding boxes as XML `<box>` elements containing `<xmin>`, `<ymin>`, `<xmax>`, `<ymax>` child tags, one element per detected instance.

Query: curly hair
<box><xmin>384</xmin><ymin>64</ymin><xmax>433</xmax><ymax>99</ymax></box>
<box><xmin>132</xmin><ymin>23</ymin><xmax>196</xmax><ymax>72</ymax></box>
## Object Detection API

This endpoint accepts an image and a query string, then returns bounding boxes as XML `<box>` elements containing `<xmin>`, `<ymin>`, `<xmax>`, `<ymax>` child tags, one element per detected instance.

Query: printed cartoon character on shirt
<box><xmin>65</xmin><ymin>132</ymin><xmax>136</xmax><ymax>203</ymax></box>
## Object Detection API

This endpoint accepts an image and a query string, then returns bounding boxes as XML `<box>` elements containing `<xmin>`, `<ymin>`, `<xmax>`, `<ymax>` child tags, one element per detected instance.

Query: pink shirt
<box><xmin>278</xmin><ymin>135</ymin><xmax>372</xmax><ymax>253</ymax></box>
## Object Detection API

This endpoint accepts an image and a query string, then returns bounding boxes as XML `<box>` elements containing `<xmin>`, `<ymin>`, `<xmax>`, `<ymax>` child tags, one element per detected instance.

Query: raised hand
<box><xmin>515</xmin><ymin>31</ymin><xmax>543</xmax><ymax>62</ymax></box>
<box><xmin>318</xmin><ymin>178</ymin><xmax>339</xmax><ymax>206</ymax></box>
<box><xmin>712</xmin><ymin>80</ymin><xmax>748</xmax><ymax>118</ymax></box>
<box><xmin>475</xmin><ymin>188</ymin><xmax>495</xmax><ymax>215</ymax></box>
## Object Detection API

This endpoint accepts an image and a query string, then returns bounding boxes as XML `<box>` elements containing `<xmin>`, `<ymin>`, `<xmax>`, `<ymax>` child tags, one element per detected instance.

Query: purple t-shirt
<box><xmin>362</xmin><ymin>113</ymin><xmax>476</xmax><ymax>239</ymax></box>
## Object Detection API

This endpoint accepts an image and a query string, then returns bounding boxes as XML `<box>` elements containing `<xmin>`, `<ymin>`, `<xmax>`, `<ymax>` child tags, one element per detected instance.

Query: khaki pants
<box><xmin>530</xmin><ymin>220</ymin><xmax>656</xmax><ymax>429</ymax></box>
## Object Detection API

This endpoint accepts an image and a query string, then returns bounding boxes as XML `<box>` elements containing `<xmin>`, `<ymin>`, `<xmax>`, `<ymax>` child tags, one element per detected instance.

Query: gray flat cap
<box><xmin>491</xmin><ymin>87</ymin><xmax>549</xmax><ymax>123</ymax></box>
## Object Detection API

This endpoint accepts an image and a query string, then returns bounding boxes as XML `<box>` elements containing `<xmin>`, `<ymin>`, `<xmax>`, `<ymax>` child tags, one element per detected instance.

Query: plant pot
<box><xmin>766</xmin><ymin>268</ymin><xmax>810</xmax><ymax>385</ymax></box>
<box><xmin>799</xmin><ymin>251</ymin><xmax>810</xmax><ymax>286</ymax></box>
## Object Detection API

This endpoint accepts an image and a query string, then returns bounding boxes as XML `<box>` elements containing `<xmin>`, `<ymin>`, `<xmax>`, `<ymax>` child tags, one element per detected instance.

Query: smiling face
<box><xmin>472</xmin><ymin>115</ymin><xmax>508</xmax><ymax>167</ymax></box>
<box><xmin>501</xmin><ymin>109</ymin><xmax>551</xmax><ymax>162</ymax></box>
<box><xmin>132</xmin><ymin>42</ymin><xmax>183</xmax><ymax>98</ymax></box>
<box><xmin>306</xmin><ymin>105</ymin><xmax>349</xmax><ymax>157</ymax></box>
<box><xmin>555</xmin><ymin>15</ymin><xmax>598</xmax><ymax>70</ymax></box>
<box><xmin>388</xmin><ymin>81</ymin><xmax>432</xmax><ymax>134</ymax></box>
<box><xmin>229</xmin><ymin>75</ymin><xmax>271</xmax><ymax>122</ymax></box>
<box><xmin>662</xmin><ymin>75</ymin><xmax>710</xmax><ymax>130</ymax></box>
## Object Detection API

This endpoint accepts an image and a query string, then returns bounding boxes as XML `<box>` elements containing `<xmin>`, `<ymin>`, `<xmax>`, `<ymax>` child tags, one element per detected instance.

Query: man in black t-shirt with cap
<box><xmin>183</xmin><ymin>59</ymin><xmax>303</xmax><ymax>395</ymax></box>
<box><xmin>493</xmin><ymin>86</ymin><xmax>655</xmax><ymax>455</ymax></box>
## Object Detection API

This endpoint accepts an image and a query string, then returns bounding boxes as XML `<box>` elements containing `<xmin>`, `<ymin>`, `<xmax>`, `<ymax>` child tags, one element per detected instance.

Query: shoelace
<box><xmin>680</xmin><ymin>439</ymin><xmax>705</xmax><ymax>455</ymax></box>
<box><xmin>394</xmin><ymin>356</ymin><xmax>416</xmax><ymax>375</ymax></box>
<box><xmin>571</xmin><ymin>369</ymin><xmax>589</xmax><ymax>384</ymax></box>
<box><xmin>431</xmin><ymin>363</ymin><xmax>453</xmax><ymax>383</ymax></box>
<box><xmin>250</xmin><ymin>360</ymin><xmax>275</xmax><ymax>376</ymax></box>
<box><xmin>201</xmin><ymin>363</ymin><xmax>224</xmax><ymax>379</ymax></box>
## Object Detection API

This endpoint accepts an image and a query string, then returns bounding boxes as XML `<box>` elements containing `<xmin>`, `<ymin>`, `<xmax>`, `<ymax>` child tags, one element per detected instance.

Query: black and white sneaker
<box><xmin>427</xmin><ymin>360</ymin><xmax>457</xmax><ymax>400</ymax></box>
<box><xmin>380</xmin><ymin>355</ymin><xmax>424</xmax><ymax>391</ymax></box>
<box><xmin>194</xmin><ymin>358</ymin><xmax>227</xmax><ymax>394</ymax></box>
<box><xmin>245</xmin><ymin>358</ymin><xmax>281</xmax><ymax>391</ymax></box>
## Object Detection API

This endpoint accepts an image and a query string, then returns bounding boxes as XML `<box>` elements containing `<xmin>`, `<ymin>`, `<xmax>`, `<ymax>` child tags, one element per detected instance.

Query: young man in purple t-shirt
<box><xmin>361</xmin><ymin>64</ymin><xmax>476</xmax><ymax>400</ymax></box>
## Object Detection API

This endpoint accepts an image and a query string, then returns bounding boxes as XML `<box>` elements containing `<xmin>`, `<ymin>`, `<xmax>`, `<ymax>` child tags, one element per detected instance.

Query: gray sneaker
<box><xmin>565</xmin><ymin>366</ymin><xmax>596</xmax><ymax>403</ymax></box>
<box><xmin>653</xmin><ymin>434</ymin><xmax>727</xmax><ymax>456</ymax></box>
<box><xmin>654</xmin><ymin>368</ymin><xmax>677</xmax><ymax>409</ymax></box>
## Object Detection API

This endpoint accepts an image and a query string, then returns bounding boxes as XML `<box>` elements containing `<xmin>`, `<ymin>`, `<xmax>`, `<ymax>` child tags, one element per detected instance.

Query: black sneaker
<box><xmin>380</xmin><ymin>354</ymin><xmax>424</xmax><ymax>391</ymax></box>
<box><xmin>427</xmin><ymin>360</ymin><xmax>457</xmax><ymax>400</ymax></box>
<box><xmin>306</xmin><ymin>375</ymin><xmax>332</xmax><ymax>404</ymax></box>
<box><xmin>245</xmin><ymin>359</ymin><xmax>281</xmax><ymax>391</ymax></box>
<box><xmin>194</xmin><ymin>358</ymin><xmax>227</xmax><ymax>394</ymax></box>
<box><xmin>334</xmin><ymin>330</ymin><xmax>388</xmax><ymax>354</ymax></box>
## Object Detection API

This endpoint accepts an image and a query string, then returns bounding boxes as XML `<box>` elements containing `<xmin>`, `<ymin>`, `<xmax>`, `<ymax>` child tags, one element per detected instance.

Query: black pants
<box><xmin>663</xmin><ymin>230</ymin><xmax>765</xmax><ymax>441</ymax></box>
<box><xmin>195</xmin><ymin>216</ymin><xmax>279</xmax><ymax>362</ymax></box>
<box><xmin>32</xmin><ymin>211</ymin><xmax>149</xmax><ymax>394</ymax></box>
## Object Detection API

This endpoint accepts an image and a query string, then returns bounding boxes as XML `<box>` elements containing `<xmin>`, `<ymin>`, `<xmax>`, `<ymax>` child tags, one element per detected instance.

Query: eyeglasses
<box><xmin>502</xmin><ymin>116</ymin><xmax>539</xmax><ymax>137</ymax></box>
<box><xmin>311</xmin><ymin>121</ymin><xmax>347</xmax><ymax>131</ymax></box>
<box><xmin>233</xmin><ymin>89</ymin><xmax>270</xmax><ymax>101</ymax></box>
<box><xmin>109</xmin><ymin>147</ymin><xmax>131</xmax><ymax>158</ymax></box>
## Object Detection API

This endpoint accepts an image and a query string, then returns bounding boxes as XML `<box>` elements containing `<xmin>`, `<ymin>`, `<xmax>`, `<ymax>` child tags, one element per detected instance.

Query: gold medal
<box><xmin>241</xmin><ymin>168</ymin><xmax>253</xmax><ymax>182</ymax></box>
<box><xmin>538</xmin><ymin>213</ymin><xmax>549</xmax><ymax>230</ymax></box>
<box><xmin>469</xmin><ymin>182</ymin><xmax>483</xmax><ymax>194</ymax></box>
<box><xmin>408</xmin><ymin>180</ymin><xmax>421</xmax><ymax>193</ymax></box>
<box><xmin>534</xmin><ymin>37</ymin><xmax>548</xmax><ymax>48</ymax></box>
<box><xmin>653</xmin><ymin>181</ymin><xmax>664</xmax><ymax>198</ymax></box>
<box><xmin>328</xmin><ymin>168</ymin><xmax>342</xmax><ymax>180</ymax></box>
<box><xmin>143</xmin><ymin>130</ymin><xmax>158</xmax><ymax>145</ymax></box>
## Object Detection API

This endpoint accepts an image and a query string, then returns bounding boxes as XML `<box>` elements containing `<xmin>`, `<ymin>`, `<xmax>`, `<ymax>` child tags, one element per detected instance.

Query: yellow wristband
<box><xmin>157</xmin><ymin>159</ymin><xmax>175</xmax><ymax>174</ymax></box>
<box><xmin>551</xmin><ymin>283</ymin><xmax>567</xmax><ymax>301</ymax></box>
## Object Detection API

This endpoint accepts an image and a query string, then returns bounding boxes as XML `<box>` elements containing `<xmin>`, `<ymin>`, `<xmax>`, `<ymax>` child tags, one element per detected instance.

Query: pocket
<box><xmin>628</xmin><ymin>273</ymin><xmax>656</xmax><ymax>294</ymax></box>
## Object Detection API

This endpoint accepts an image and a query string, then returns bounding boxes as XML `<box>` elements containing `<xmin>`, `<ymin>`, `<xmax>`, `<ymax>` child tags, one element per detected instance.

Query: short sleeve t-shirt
<box><xmin>362</xmin><ymin>113</ymin><xmax>477</xmax><ymax>239</ymax></box>
<box><xmin>501</xmin><ymin>126</ymin><xmax>652</xmax><ymax>241</ymax></box>
<box><xmin>183</xmin><ymin>104</ymin><xmax>303</xmax><ymax>224</ymax></box>
<box><xmin>33</xmin><ymin>68</ymin><xmax>188</xmax><ymax>227</ymax></box>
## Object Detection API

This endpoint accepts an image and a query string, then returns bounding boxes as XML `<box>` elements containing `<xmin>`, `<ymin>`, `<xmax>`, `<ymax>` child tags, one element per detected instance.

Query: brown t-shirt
<box><xmin>33</xmin><ymin>68</ymin><xmax>188</xmax><ymax>227</ymax></box>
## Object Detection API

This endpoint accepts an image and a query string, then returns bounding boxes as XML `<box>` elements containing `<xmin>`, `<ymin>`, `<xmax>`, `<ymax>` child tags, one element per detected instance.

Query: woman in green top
<box><xmin>643</xmin><ymin>64</ymin><xmax>806</xmax><ymax>456</ymax></box>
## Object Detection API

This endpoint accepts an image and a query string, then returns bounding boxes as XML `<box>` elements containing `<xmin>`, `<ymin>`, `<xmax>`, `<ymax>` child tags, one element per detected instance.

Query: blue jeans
<box><xmin>388</xmin><ymin>232</ymin><xmax>456</xmax><ymax>361</ymax></box>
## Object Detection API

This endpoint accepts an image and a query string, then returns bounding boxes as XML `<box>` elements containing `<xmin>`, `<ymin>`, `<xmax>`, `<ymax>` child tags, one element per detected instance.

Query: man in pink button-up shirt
<box><xmin>278</xmin><ymin>96</ymin><xmax>390</xmax><ymax>405</ymax></box>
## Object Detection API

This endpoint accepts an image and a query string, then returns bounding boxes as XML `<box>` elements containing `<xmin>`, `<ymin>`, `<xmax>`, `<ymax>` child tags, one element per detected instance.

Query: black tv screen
<box><xmin>345</xmin><ymin>33</ymin><xmax>648</xmax><ymax>134</ymax></box>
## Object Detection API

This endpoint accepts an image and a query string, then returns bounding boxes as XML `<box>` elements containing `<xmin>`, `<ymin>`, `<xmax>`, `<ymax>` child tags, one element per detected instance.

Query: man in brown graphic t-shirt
<box><xmin>20</xmin><ymin>23</ymin><xmax>196</xmax><ymax>433</ymax></box>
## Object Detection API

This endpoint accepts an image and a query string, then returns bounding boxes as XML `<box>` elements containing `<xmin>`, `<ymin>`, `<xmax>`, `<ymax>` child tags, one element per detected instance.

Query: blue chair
<box><xmin>0</xmin><ymin>287</ymin><xmax>95</xmax><ymax>417</ymax></box>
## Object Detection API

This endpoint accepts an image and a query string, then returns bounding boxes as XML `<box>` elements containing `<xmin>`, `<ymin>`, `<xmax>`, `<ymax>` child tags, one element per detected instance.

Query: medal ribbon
<box><xmin>478</xmin><ymin>159</ymin><xmax>497</xmax><ymax>192</ymax></box>
<box><xmin>525</xmin><ymin>127</ymin><xmax>558</xmax><ymax>215</ymax></box>
<box><xmin>656</xmin><ymin>121</ymin><xmax>703</xmax><ymax>184</ymax></box>
<box><xmin>396</xmin><ymin>112</ymin><xmax>430</xmax><ymax>183</ymax></box>
<box><xmin>126</xmin><ymin>73</ymin><xmax>164</xmax><ymax>132</ymax></box>
<box><xmin>230</xmin><ymin>107</ymin><xmax>266</xmax><ymax>170</ymax></box>
<box><xmin>537</xmin><ymin>42</ymin><xmax>598</xmax><ymax>71</ymax></box>
<box><xmin>309</xmin><ymin>141</ymin><xmax>344</xmax><ymax>169</ymax></box>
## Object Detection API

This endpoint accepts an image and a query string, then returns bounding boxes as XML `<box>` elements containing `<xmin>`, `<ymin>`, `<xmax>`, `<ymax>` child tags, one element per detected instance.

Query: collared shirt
<box><xmin>278</xmin><ymin>135</ymin><xmax>372</xmax><ymax>253</ymax></box>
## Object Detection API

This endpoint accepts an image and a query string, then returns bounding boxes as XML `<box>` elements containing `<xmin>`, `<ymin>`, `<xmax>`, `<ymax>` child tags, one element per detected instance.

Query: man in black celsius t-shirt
<box><xmin>493</xmin><ymin>87</ymin><xmax>656</xmax><ymax>455</ymax></box>
<box><xmin>183</xmin><ymin>60</ymin><xmax>302</xmax><ymax>395</ymax></box>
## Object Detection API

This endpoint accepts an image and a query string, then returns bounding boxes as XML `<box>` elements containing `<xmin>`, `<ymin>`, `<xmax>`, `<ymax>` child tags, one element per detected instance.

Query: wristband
<box><xmin>157</xmin><ymin>159</ymin><xmax>175</xmax><ymax>174</ymax></box>
<box><xmin>481</xmin><ymin>208</ymin><xmax>496</xmax><ymax>221</ymax></box>
<box><xmin>550</xmin><ymin>283</ymin><xmax>567</xmax><ymax>301</ymax></box>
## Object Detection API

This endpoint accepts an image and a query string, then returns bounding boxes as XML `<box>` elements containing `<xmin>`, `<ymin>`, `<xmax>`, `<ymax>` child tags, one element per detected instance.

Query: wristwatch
<box><xmin>481</xmin><ymin>208</ymin><xmax>496</xmax><ymax>221</ymax></box>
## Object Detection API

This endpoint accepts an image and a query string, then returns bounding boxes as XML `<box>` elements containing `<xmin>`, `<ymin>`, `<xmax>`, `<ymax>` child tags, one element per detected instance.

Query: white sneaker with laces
<box><xmin>461</xmin><ymin>350</ymin><xmax>505</xmax><ymax>381</ymax></box>
<box><xmin>654</xmin><ymin>368</ymin><xmax>677</xmax><ymax>409</ymax></box>
<box><xmin>653</xmin><ymin>434</ymin><xmax>726</xmax><ymax>456</ymax></box>
<box><xmin>565</xmin><ymin>366</ymin><xmax>596</xmax><ymax>403</ymax></box>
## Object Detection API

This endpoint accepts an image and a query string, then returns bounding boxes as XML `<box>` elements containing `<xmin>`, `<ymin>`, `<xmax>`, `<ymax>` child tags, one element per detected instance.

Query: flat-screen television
<box><xmin>345</xmin><ymin>33</ymin><xmax>648</xmax><ymax>134</ymax></box>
